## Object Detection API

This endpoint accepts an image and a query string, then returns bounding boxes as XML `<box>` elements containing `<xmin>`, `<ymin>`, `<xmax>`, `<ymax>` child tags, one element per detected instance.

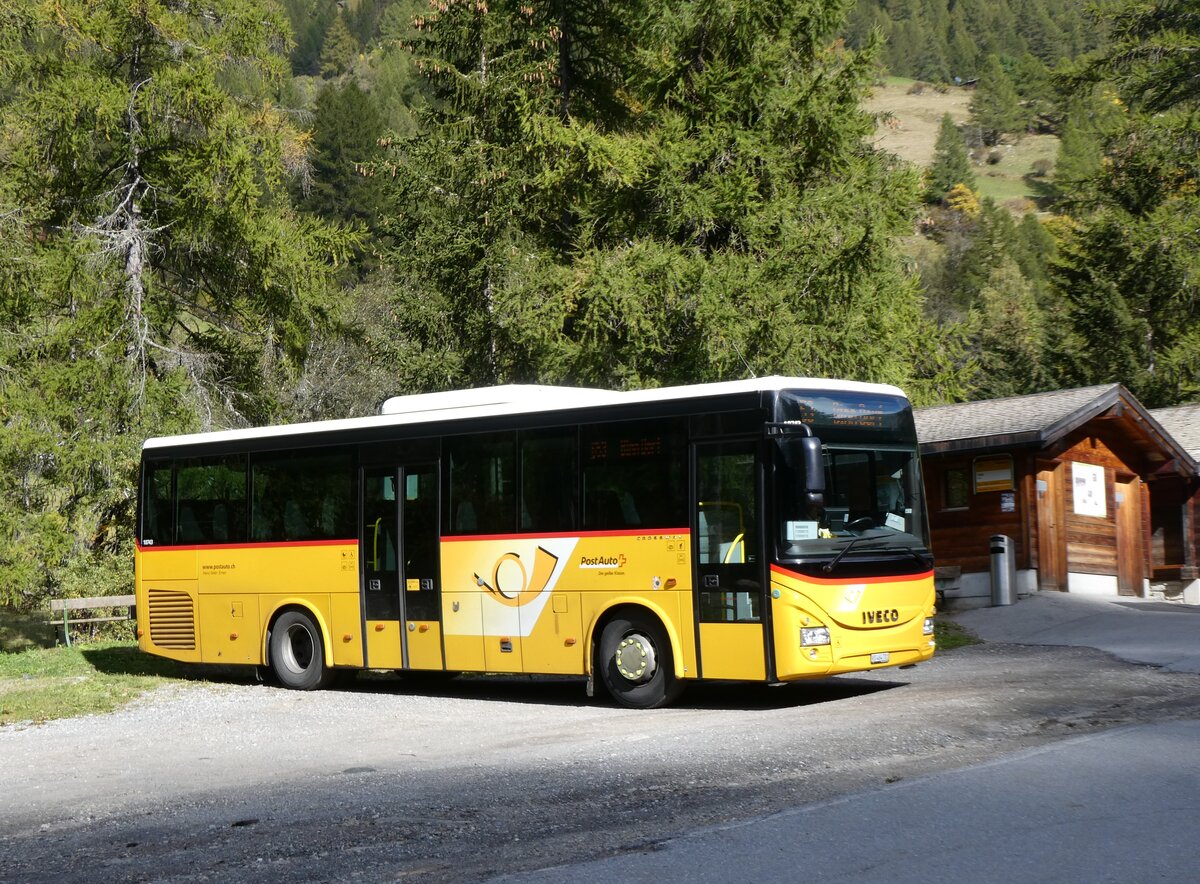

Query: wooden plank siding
<box><xmin>924</xmin><ymin>432</ymin><xmax>1156</xmax><ymax>592</ymax></box>
<box><xmin>1055</xmin><ymin>435</ymin><xmax>1138</xmax><ymax>579</ymax></box>
<box><xmin>918</xmin><ymin>386</ymin><xmax>1200</xmax><ymax>601</ymax></box>
<box><xmin>923</xmin><ymin>454</ymin><xmax>1027</xmax><ymax>574</ymax></box>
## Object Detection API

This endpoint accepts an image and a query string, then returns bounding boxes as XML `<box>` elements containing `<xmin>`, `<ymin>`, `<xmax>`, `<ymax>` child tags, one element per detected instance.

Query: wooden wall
<box><xmin>1056</xmin><ymin>434</ymin><xmax>1140</xmax><ymax>580</ymax></box>
<box><xmin>923</xmin><ymin>430</ymin><xmax>1154</xmax><ymax>591</ymax></box>
<box><xmin>923</xmin><ymin>453</ymin><xmax>1029</xmax><ymax>574</ymax></box>
<box><xmin>1150</xmin><ymin>478</ymin><xmax>1186</xmax><ymax>577</ymax></box>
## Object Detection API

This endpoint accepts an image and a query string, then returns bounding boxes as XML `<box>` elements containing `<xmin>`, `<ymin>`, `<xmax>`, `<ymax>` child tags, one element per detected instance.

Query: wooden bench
<box><xmin>48</xmin><ymin>595</ymin><xmax>136</xmax><ymax>647</ymax></box>
<box><xmin>934</xmin><ymin>565</ymin><xmax>962</xmax><ymax>605</ymax></box>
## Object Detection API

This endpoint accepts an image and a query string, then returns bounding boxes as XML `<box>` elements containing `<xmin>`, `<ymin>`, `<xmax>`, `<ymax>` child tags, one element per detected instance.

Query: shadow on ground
<box><xmin>78</xmin><ymin>646</ymin><xmax>910</xmax><ymax>712</ymax></box>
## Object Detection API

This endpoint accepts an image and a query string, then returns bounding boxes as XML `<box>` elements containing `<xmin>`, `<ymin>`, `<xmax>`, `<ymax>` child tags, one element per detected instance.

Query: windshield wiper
<box><xmin>822</xmin><ymin>537</ymin><xmax>886</xmax><ymax>573</ymax></box>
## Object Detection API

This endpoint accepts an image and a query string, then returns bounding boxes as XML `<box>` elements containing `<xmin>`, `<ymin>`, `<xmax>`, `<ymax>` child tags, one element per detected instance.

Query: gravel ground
<box><xmin>3</xmin><ymin>642</ymin><xmax>1199</xmax><ymax>882</ymax></box>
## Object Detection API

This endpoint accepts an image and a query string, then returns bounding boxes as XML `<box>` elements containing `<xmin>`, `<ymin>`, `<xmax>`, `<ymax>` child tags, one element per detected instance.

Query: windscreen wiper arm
<box><xmin>822</xmin><ymin>537</ymin><xmax>886</xmax><ymax>573</ymax></box>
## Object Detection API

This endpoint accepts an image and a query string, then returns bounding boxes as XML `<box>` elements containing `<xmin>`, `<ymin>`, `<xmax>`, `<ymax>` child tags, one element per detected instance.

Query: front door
<box><xmin>1115</xmin><ymin>478</ymin><xmax>1146</xmax><ymax>597</ymax></box>
<box><xmin>1036</xmin><ymin>463</ymin><xmax>1067</xmax><ymax>591</ymax></box>
<box><xmin>362</xmin><ymin>464</ymin><xmax>443</xmax><ymax>670</ymax></box>
<box><xmin>693</xmin><ymin>442</ymin><xmax>766</xmax><ymax>680</ymax></box>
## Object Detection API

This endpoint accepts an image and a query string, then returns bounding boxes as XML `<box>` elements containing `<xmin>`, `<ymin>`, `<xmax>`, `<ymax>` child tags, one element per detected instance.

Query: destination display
<box><xmin>777</xmin><ymin>392</ymin><xmax>911</xmax><ymax>438</ymax></box>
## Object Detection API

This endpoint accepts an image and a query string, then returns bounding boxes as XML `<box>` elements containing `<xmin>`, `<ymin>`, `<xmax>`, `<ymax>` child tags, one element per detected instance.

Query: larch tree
<box><xmin>377</xmin><ymin>0</ymin><xmax>966</xmax><ymax>401</ymax></box>
<box><xmin>926</xmin><ymin>113</ymin><xmax>976</xmax><ymax>203</ymax></box>
<box><xmin>0</xmin><ymin>0</ymin><xmax>355</xmax><ymax>609</ymax></box>
<box><xmin>1049</xmin><ymin>0</ymin><xmax>1200</xmax><ymax>405</ymax></box>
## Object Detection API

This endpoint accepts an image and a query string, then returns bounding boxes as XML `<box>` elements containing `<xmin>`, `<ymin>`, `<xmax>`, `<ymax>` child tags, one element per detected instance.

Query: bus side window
<box><xmin>582</xmin><ymin>419</ymin><xmax>686</xmax><ymax>532</ymax></box>
<box><xmin>142</xmin><ymin>462</ymin><xmax>174</xmax><ymax>545</ymax></box>
<box><xmin>446</xmin><ymin>433</ymin><xmax>516</xmax><ymax>535</ymax></box>
<box><xmin>176</xmin><ymin>456</ymin><xmax>247</xmax><ymax>545</ymax></box>
<box><xmin>251</xmin><ymin>449</ymin><xmax>355</xmax><ymax>543</ymax></box>
<box><xmin>520</xmin><ymin>429</ymin><xmax>577</xmax><ymax>533</ymax></box>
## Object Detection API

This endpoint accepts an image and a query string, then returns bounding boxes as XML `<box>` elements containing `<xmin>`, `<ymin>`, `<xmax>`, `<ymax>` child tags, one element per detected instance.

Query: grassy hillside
<box><xmin>864</xmin><ymin>78</ymin><xmax>1058</xmax><ymax>212</ymax></box>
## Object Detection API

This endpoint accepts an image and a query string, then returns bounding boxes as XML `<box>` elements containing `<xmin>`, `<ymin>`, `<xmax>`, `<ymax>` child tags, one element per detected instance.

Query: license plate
<box><xmin>870</xmin><ymin>652</ymin><xmax>890</xmax><ymax>665</ymax></box>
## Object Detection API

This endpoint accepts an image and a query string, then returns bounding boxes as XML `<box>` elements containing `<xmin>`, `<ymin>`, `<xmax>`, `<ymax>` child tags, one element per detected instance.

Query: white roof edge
<box><xmin>379</xmin><ymin>384</ymin><xmax>619</xmax><ymax>415</ymax></box>
<box><xmin>143</xmin><ymin>376</ymin><xmax>908</xmax><ymax>450</ymax></box>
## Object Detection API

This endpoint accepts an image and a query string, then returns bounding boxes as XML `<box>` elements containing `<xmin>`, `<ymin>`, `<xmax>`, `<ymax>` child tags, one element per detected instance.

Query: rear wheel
<box><xmin>269</xmin><ymin>610</ymin><xmax>333</xmax><ymax>690</ymax></box>
<box><xmin>597</xmin><ymin>613</ymin><xmax>682</xmax><ymax>709</ymax></box>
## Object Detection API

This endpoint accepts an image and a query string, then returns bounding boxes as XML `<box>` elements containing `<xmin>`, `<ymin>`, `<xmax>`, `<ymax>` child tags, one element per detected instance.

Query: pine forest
<box><xmin>2</xmin><ymin>0</ymin><xmax>1199</xmax><ymax>612</ymax></box>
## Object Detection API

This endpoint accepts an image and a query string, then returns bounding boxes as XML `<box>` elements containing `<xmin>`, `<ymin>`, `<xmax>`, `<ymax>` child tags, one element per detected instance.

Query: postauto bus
<box><xmin>134</xmin><ymin>377</ymin><xmax>936</xmax><ymax>708</ymax></box>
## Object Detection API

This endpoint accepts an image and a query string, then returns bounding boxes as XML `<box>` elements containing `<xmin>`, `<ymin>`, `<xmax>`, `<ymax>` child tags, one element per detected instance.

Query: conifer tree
<box><xmin>320</xmin><ymin>13</ymin><xmax>361</xmax><ymax>79</ymax></box>
<box><xmin>925</xmin><ymin>114</ymin><xmax>976</xmax><ymax>203</ymax></box>
<box><xmin>377</xmin><ymin>0</ymin><xmax>965</xmax><ymax>401</ymax></box>
<box><xmin>0</xmin><ymin>0</ymin><xmax>355</xmax><ymax>608</ymax></box>
<box><xmin>303</xmin><ymin>82</ymin><xmax>387</xmax><ymax>226</ymax></box>
<box><xmin>283</xmin><ymin>0</ymin><xmax>340</xmax><ymax>75</ymax></box>
<box><xmin>970</xmin><ymin>54</ymin><xmax>1028</xmax><ymax>144</ymax></box>
<box><xmin>1049</xmin><ymin>0</ymin><xmax>1200</xmax><ymax>405</ymax></box>
<box><xmin>969</xmin><ymin>257</ymin><xmax>1048</xmax><ymax>397</ymax></box>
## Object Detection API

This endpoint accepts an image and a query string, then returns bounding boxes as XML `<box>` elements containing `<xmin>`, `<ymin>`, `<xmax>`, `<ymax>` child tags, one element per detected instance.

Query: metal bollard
<box><xmin>989</xmin><ymin>534</ymin><xmax>1017</xmax><ymax>606</ymax></box>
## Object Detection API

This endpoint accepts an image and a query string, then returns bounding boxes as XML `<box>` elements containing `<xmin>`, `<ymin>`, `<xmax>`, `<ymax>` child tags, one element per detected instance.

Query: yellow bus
<box><xmin>134</xmin><ymin>377</ymin><xmax>936</xmax><ymax>708</ymax></box>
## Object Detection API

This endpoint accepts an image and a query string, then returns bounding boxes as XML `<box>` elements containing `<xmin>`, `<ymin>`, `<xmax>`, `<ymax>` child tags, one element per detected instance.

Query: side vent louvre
<box><xmin>148</xmin><ymin>589</ymin><xmax>196</xmax><ymax>650</ymax></box>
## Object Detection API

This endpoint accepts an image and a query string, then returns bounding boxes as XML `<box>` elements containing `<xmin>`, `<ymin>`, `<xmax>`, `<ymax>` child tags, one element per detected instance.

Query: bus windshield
<box><xmin>776</xmin><ymin>442</ymin><xmax>929</xmax><ymax>560</ymax></box>
<box><xmin>772</xmin><ymin>390</ymin><xmax>930</xmax><ymax>570</ymax></box>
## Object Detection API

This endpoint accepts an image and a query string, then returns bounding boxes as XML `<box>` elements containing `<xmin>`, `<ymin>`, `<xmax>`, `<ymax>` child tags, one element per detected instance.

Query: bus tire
<box><xmin>268</xmin><ymin>610</ymin><xmax>333</xmax><ymax>690</ymax></box>
<box><xmin>597</xmin><ymin>613</ymin><xmax>682</xmax><ymax>709</ymax></box>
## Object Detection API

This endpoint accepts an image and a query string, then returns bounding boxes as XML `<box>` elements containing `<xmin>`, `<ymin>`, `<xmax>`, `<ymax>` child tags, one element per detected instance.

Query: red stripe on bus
<box><xmin>770</xmin><ymin>564</ymin><xmax>934</xmax><ymax>585</ymax></box>
<box><xmin>442</xmin><ymin>528</ymin><xmax>690</xmax><ymax>542</ymax></box>
<box><xmin>136</xmin><ymin>538</ymin><xmax>356</xmax><ymax>553</ymax></box>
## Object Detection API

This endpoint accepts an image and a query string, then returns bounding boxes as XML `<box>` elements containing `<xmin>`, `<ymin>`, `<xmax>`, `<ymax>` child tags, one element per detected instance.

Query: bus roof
<box><xmin>142</xmin><ymin>376</ymin><xmax>908</xmax><ymax>451</ymax></box>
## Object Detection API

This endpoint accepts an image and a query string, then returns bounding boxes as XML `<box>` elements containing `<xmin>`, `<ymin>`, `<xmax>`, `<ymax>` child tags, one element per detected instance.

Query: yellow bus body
<box><xmin>137</xmin><ymin>532</ymin><xmax>935</xmax><ymax>683</ymax></box>
<box><xmin>769</xmin><ymin>565</ymin><xmax>937</xmax><ymax>680</ymax></box>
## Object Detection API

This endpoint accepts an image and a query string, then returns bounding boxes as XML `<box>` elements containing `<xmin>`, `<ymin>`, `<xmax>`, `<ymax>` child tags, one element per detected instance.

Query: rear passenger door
<box><xmin>362</xmin><ymin>464</ymin><xmax>443</xmax><ymax>670</ymax></box>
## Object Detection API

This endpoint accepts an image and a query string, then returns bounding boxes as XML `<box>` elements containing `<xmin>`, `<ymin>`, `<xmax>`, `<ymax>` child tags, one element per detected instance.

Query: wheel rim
<box><xmin>614</xmin><ymin>632</ymin><xmax>657</xmax><ymax>684</ymax></box>
<box><xmin>281</xmin><ymin>623</ymin><xmax>315</xmax><ymax>675</ymax></box>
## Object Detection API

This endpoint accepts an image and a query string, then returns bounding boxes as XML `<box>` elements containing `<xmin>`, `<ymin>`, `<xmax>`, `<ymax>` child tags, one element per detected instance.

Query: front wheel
<box><xmin>269</xmin><ymin>610</ymin><xmax>333</xmax><ymax>690</ymax></box>
<box><xmin>597</xmin><ymin>614</ymin><xmax>682</xmax><ymax>709</ymax></box>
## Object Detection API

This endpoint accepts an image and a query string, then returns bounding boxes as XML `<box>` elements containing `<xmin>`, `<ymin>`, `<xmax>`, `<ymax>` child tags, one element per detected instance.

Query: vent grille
<box><xmin>148</xmin><ymin>589</ymin><xmax>196</xmax><ymax>649</ymax></box>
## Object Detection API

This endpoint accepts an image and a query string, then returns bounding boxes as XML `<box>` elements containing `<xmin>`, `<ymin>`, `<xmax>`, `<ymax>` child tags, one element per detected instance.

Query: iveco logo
<box><xmin>862</xmin><ymin>608</ymin><xmax>900</xmax><ymax>625</ymax></box>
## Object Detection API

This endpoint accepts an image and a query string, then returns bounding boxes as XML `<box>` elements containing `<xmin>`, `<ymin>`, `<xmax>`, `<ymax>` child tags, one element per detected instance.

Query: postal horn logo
<box><xmin>474</xmin><ymin>546</ymin><xmax>559</xmax><ymax>607</ymax></box>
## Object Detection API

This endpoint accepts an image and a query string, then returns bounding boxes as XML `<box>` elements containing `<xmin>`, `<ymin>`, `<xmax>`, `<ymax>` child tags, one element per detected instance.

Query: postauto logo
<box><xmin>579</xmin><ymin>553</ymin><xmax>627</xmax><ymax>570</ymax></box>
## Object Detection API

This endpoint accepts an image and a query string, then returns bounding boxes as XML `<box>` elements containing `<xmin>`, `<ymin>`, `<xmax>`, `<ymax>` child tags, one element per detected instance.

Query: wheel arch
<box><xmin>587</xmin><ymin>600</ymin><xmax>685</xmax><ymax>680</ymax></box>
<box><xmin>262</xmin><ymin>600</ymin><xmax>333</xmax><ymax>669</ymax></box>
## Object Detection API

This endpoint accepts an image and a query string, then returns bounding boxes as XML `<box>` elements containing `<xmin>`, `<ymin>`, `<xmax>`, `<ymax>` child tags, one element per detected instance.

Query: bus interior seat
<box><xmin>587</xmin><ymin>489</ymin><xmax>627</xmax><ymax>529</ymax></box>
<box><xmin>454</xmin><ymin>500</ymin><xmax>478</xmax><ymax>532</ymax></box>
<box><xmin>177</xmin><ymin>505</ymin><xmax>202</xmax><ymax>544</ymax></box>
<box><xmin>284</xmin><ymin>500</ymin><xmax>308</xmax><ymax>539</ymax></box>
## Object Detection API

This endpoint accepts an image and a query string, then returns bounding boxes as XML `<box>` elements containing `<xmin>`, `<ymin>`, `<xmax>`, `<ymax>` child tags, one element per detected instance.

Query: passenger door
<box><xmin>693</xmin><ymin>442</ymin><xmax>767</xmax><ymax>680</ymax></box>
<box><xmin>361</xmin><ymin>464</ymin><xmax>444</xmax><ymax>670</ymax></box>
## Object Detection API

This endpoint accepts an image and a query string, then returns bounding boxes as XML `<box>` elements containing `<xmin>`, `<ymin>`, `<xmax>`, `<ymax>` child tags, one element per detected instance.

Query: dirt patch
<box><xmin>865</xmin><ymin>81</ymin><xmax>973</xmax><ymax>168</ymax></box>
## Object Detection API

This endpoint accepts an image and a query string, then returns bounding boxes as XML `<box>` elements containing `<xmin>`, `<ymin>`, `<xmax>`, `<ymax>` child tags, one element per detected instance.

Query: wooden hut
<box><xmin>915</xmin><ymin>385</ymin><xmax>1198</xmax><ymax>609</ymax></box>
<box><xmin>1147</xmin><ymin>403</ymin><xmax>1200</xmax><ymax>604</ymax></box>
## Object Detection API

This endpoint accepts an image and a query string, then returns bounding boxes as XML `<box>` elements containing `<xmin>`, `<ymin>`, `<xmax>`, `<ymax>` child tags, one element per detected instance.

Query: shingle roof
<box><xmin>915</xmin><ymin>384</ymin><xmax>1199</xmax><ymax>477</ymax></box>
<box><xmin>915</xmin><ymin>384</ymin><xmax>1122</xmax><ymax>447</ymax></box>
<box><xmin>1149</xmin><ymin>403</ymin><xmax>1200</xmax><ymax>459</ymax></box>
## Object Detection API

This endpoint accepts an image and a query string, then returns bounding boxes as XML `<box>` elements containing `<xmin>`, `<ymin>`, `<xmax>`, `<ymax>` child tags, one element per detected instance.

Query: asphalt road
<box><xmin>2</xmin><ymin>623</ymin><xmax>1199</xmax><ymax>882</ymax></box>
<box><xmin>509</xmin><ymin>719</ymin><xmax>1200</xmax><ymax>883</ymax></box>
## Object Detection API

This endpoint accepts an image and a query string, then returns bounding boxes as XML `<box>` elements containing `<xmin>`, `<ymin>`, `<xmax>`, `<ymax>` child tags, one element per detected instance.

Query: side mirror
<box><xmin>801</xmin><ymin>436</ymin><xmax>824</xmax><ymax>508</ymax></box>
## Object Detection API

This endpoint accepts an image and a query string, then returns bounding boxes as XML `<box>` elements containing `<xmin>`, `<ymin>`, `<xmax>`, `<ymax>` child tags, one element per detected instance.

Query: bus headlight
<box><xmin>923</xmin><ymin>617</ymin><xmax>935</xmax><ymax>635</ymax></box>
<box><xmin>801</xmin><ymin>626</ymin><xmax>831</xmax><ymax>647</ymax></box>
